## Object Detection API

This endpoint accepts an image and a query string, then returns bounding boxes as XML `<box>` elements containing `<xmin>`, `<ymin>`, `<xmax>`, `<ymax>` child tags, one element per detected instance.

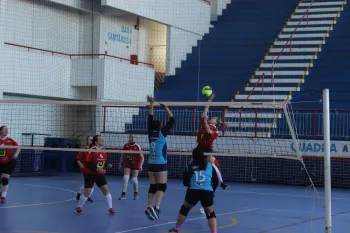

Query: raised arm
<box><xmin>201</xmin><ymin>93</ymin><xmax>215</xmax><ymax>134</ymax></box>
<box><xmin>160</xmin><ymin>103</ymin><xmax>175</xmax><ymax>136</ymax></box>
<box><xmin>147</xmin><ymin>95</ymin><xmax>156</xmax><ymax>131</ymax></box>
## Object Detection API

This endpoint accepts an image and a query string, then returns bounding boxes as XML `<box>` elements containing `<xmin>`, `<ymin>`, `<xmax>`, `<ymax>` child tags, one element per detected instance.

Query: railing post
<box><xmin>255</xmin><ymin>108</ymin><xmax>258</xmax><ymax>138</ymax></box>
<box><xmin>103</xmin><ymin>106</ymin><xmax>107</xmax><ymax>132</ymax></box>
<box><xmin>313</xmin><ymin>110</ymin><xmax>317</xmax><ymax>139</ymax></box>
<box><xmin>192</xmin><ymin>108</ymin><xmax>196</xmax><ymax>136</ymax></box>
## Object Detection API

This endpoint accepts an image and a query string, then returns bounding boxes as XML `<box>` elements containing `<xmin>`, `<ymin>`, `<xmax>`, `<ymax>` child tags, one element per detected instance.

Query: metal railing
<box><xmin>4</xmin><ymin>42</ymin><xmax>154</xmax><ymax>68</ymax></box>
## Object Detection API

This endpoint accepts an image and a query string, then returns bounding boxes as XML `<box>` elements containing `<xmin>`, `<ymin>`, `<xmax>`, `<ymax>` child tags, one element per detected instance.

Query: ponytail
<box><xmin>191</xmin><ymin>148</ymin><xmax>207</xmax><ymax>171</ymax></box>
<box><xmin>216</xmin><ymin>118</ymin><xmax>228</xmax><ymax>131</ymax></box>
<box><xmin>90</xmin><ymin>135</ymin><xmax>101</xmax><ymax>148</ymax></box>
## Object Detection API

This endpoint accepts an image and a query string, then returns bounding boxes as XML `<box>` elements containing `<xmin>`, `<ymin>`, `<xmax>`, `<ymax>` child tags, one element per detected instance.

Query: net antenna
<box><xmin>323</xmin><ymin>89</ymin><xmax>332</xmax><ymax>233</ymax></box>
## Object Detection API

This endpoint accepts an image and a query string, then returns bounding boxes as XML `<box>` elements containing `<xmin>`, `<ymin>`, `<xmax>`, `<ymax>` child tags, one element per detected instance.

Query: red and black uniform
<box><xmin>0</xmin><ymin>137</ymin><xmax>18</xmax><ymax>175</ymax></box>
<box><xmin>83</xmin><ymin>147</ymin><xmax>108</xmax><ymax>188</ymax></box>
<box><xmin>76</xmin><ymin>146</ymin><xmax>89</xmax><ymax>172</ymax></box>
<box><xmin>196</xmin><ymin>117</ymin><xmax>219</xmax><ymax>153</ymax></box>
<box><xmin>123</xmin><ymin>143</ymin><xmax>142</xmax><ymax>170</ymax></box>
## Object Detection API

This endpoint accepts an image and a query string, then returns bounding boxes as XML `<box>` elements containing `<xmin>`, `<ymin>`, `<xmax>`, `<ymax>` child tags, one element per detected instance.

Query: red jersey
<box><xmin>123</xmin><ymin>143</ymin><xmax>142</xmax><ymax>169</ymax></box>
<box><xmin>76</xmin><ymin>146</ymin><xmax>89</xmax><ymax>162</ymax></box>
<box><xmin>197</xmin><ymin>117</ymin><xmax>219</xmax><ymax>148</ymax></box>
<box><xmin>0</xmin><ymin>137</ymin><xmax>18</xmax><ymax>164</ymax></box>
<box><xmin>82</xmin><ymin>147</ymin><xmax>108</xmax><ymax>175</ymax></box>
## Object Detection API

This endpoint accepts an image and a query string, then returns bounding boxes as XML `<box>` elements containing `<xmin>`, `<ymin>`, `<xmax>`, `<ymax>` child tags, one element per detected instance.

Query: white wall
<box><xmin>101</xmin><ymin>0</ymin><xmax>211</xmax><ymax>36</ymax></box>
<box><xmin>211</xmin><ymin>0</ymin><xmax>231</xmax><ymax>21</ymax></box>
<box><xmin>166</xmin><ymin>27</ymin><xmax>202</xmax><ymax>76</ymax></box>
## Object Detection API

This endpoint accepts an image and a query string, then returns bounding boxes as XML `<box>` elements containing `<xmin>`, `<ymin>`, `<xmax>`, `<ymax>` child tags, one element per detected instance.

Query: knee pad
<box><xmin>148</xmin><ymin>184</ymin><xmax>157</xmax><ymax>194</ymax></box>
<box><xmin>132</xmin><ymin>177</ymin><xmax>138</xmax><ymax>185</ymax></box>
<box><xmin>123</xmin><ymin>175</ymin><xmax>130</xmax><ymax>183</ymax></box>
<box><xmin>157</xmin><ymin>183</ymin><xmax>167</xmax><ymax>192</ymax></box>
<box><xmin>179</xmin><ymin>205</ymin><xmax>190</xmax><ymax>216</ymax></box>
<box><xmin>1</xmin><ymin>178</ymin><xmax>9</xmax><ymax>186</ymax></box>
<box><xmin>206</xmin><ymin>211</ymin><xmax>216</xmax><ymax>220</ymax></box>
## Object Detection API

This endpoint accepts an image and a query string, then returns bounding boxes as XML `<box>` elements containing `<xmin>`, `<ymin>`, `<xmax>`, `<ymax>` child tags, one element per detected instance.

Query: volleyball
<box><xmin>202</xmin><ymin>86</ymin><xmax>213</xmax><ymax>97</ymax></box>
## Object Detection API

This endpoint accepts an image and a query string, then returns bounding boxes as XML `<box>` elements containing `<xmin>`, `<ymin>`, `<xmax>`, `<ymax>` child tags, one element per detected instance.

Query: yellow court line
<box><xmin>158</xmin><ymin>216</ymin><xmax>237</xmax><ymax>233</ymax></box>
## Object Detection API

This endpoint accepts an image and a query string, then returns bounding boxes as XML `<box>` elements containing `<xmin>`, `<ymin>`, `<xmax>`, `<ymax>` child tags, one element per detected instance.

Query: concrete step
<box><xmin>279</xmin><ymin>33</ymin><xmax>328</xmax><ymax>38</ymax></box>
<box><xmin>260</xmin><ymin>63</ymin><xmax>312</xmax><ymax>68</ymax></box>
<box><xmin>264</xmin><ymin>55</ymin><xmax>316</xmax><ymax>60</ymax></box>
<box><xmin>256</xmin><ymin>71</ymin><xmax>307</xmax><ymax>76</ymax></box>
<box><xmin>282</xmin><ymin>27</ymin><xmax>331</xmax><ymax>32</ymax></box>
<box><xmin>295</xmin><ymin>7</ymin><xmax>343</xmax><ymax>13</ymax></box>
<box><xmin>270</xmin><ymin>47</ymin><xmax>320</xmax><ymax>53</ymax></box>
<box><xmin>227</xmin><ymin>122</ymin><xmax>277</xmax><ymax>128</ymax></box>
<box><xmin>250</xmin><ymin>78</ymin><xmax>303</xmax><ymax>84</ymax></box>
<box><xmin>224</xmin><ymin>131</ymin><xmax>271</xmax><ymax>138</ymax></box>
<box><xmin>226</xmin><ymin>112</ymin><xmax>282</xmax><ymax>119</ymax></box>
<box><xmin>291</xmin><ymin>13</ymin><xmax>338</xmax><ymax>19</ymax></box>
<box><xmin>299</xmin><ymin>2</ymin><xmax>345</xmax><ymax>7</ymax></box>
<box><xmin>274</xmin><ymin>40</ymin><xmax>324</xmax><ymax>45</ymax></box>
<box><xmin>234</xmin><ymin>94</ymin><xmax>291</xmax><ymax>100</ymax></box>
<box><xmin>244</xmin><ymin>87</ymin><xmax>300</xmax><ymax>92</ymax></box>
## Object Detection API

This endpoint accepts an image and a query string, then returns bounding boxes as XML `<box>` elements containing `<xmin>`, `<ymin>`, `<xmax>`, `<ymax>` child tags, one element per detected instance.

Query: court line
<box><xmin>259</xmin><ymin>209</ymin><xmax>350</xmax><ymax>233</ymax></box>
<box><xmin>115</xmin><ymin>208</ymin><xmax>257</xmax><ymax>233</ymax></box>
<box><xmin>0</xmin><ymin>229</ymin><xmax>75</xmax><ymax>233</ymax></box>
<box><xmin>0</xmin><ymin>184</ymin><xmax>76</xmax><ymax>209</ymax></box>
<box><xmin>157</xmin><ymin>216</ymin><xmax>237</xmax><ymax>233</ymax></box>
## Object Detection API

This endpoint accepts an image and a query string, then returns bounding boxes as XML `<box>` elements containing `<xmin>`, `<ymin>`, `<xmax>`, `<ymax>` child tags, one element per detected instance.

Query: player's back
<box><xmin>188</xmin><ymin>162</ymin><xmax>213</xmax><ymax>191</ymax></box>
<box><xmin>148</xmin><ymin>130</ymin><xmax>168</xmax><ymax>164</ymax></box>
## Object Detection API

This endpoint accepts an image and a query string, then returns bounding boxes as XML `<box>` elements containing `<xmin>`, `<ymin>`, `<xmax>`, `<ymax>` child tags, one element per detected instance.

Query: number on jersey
<box><xmin>0</xmin><ymin>149</ymin><xmax>6</xmax><ymax>157</ymax></box>
<box><xmin>126</xmin><ymin>154</ymin><xmax>133</xmax><ymax>161</ymax></box>
<box><xmin>96</xmin><ymin>161</ymin><xmax>105</xmax><ymax>169</ymax></box>
<box><xmin>150</xmin><ymin>142</ymin><xmax>156</xmax><ymax>159</ymax></box>
<box><xmin>195</xmin><ymin>171</ymin><xmax>205</xmax><ymax>185</ymax></box>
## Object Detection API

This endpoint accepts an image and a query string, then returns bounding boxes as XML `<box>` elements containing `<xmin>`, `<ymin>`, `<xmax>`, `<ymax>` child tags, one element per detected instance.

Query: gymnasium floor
<box><xmin>0</xmin><ymin>176</ymin><xmax>349</xmax><ymax>233</ymax></box>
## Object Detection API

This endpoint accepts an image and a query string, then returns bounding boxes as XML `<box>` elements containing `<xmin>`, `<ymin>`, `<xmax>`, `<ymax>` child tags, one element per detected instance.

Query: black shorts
<box><xmin>0</xmin><ymin>159</ymin><xmax>17</xmax><ymax>175</ymax></box>
<box><xmin>124</xmin><ymin>166</ymin><xmax>140</xmax><ymax>171</ymax></box>
<box><xmin>148</xmin><ymin>164</ymin><xmax>167</xmax><ymax>172</ymax></box>
<box><xmin>185</xmin><ymin>189</ymin><xmax>214</xmax><ymax>207</ymax></box>
<box><xmin>195</xmin><ymin>145</ymin><xmax>213</xmax><ymax>154</ymax></box>
<box><xmin>84</xmin><ymin>174</ymin><xmax>107</xmax><ymax>188</ymax></box>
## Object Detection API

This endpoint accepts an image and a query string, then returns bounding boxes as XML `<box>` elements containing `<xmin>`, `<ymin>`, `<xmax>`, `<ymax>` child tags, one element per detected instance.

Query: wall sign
<box><xmin>108</xmin><ymin>26</ymin><xmax>132</xmax><ymax>45</ymax></box>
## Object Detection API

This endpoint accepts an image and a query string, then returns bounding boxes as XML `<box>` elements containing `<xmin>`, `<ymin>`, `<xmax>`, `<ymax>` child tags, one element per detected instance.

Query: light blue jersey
<box><xmin>148</xmin><ymin>130</ymin><xmax>168</xmax><ymax>164</ymax></box>
<box><xmin>189</xmin><ymin>163</ymin><xmax>213</xmax><ymax>191</ymax></box>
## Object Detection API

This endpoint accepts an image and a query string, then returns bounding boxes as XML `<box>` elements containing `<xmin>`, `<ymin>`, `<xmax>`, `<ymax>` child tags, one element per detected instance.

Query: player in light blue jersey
<box><xmin>145</xmin><ymin>95</ymin><xmax>175</xmax><ymax>221</ymax></box>
<box><xmin>169</xmin><ymin>148</ymin><xmax>219</xmax><ymax>233</ymax></box>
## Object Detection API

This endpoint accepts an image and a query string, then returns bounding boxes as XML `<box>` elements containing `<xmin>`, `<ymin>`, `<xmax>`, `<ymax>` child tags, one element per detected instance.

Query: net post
<box><xmin>323</xmin><ymin>89</ymin><xmax>332</xmax><ymax>233</ymax></box>
<box><xmin>282</xmin><ymin>101</ymin><xmax>301</xmax><ymax>157</ymax></box>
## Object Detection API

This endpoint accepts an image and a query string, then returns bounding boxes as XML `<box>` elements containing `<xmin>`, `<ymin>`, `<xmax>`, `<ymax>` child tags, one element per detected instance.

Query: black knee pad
<box><xmin>1</xmin><ymin>178</ymin><xmax>9</xmax><ymax>186</ymax></box>
<box><xmin>206</xmin><ymin>211</ymin><xmax>216</xmax><ymax>220</ymax></box>
<box><xmin>157</xmin><ymin>183</ymin><xmax>167</xmax><ymax>192</ymax></box>
<box><xmin>179</xmin><ymin>205</ymin><xmax>190</xmax><ymax>216</ymax></box>
<box><xmin>148</xmin><ymin>184</ymin><xmax>157</xmax><ymax>194</ymax></box>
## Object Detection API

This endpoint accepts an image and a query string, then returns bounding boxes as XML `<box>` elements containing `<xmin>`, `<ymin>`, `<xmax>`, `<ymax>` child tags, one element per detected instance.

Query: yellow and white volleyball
<box><xmin>202</xmin><ymin>86</ymin><xmax>213</xmax><ymax>97</ymax></box>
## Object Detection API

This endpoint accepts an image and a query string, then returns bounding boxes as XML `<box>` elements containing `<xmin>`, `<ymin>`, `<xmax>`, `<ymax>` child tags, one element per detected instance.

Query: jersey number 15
<box><xmin>195</xmin><ymin>171</ymin><xmax>205</xmax><ymax>182</ymax></box>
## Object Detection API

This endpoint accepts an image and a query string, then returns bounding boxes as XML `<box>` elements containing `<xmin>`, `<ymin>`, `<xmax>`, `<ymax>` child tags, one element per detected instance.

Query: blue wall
<box><xmin>156</xmin><ymin>0</ymin><xmax>300</xmax><ymax>101</ymax></box>
<box><xmin>293</xmin><ymin>3</ymin><xmax>350</xmax><ymax>109</ymax></box>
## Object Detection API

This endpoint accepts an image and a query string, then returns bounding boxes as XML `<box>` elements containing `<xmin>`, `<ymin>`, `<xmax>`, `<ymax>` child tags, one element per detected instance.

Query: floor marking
<box><xmin>115</xmin><ymin>208</ymin><xmax>257</xmax><ymax>233</ymax></box>
<box><xmin>0</xmin><ymin>184</ymin><xmax>76</xmax><ymax>209</ymax></box>
<box><xmin>0</xmin><ymin>229</ymin><xmax>75</xmax><ymax>233</ymax></box>
<box><xmin>259</xmin><ymin>209</ymin><xmax>350</xmax><ymax>233</ymax></box>
<box><xmin>157</xmin><ymin>216</ymin><xmax>237</xmax><ymax>233</ymax></box>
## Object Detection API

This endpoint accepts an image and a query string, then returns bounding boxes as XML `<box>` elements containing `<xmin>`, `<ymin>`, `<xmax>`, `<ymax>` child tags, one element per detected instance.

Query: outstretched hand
<box><xmin>208</xmin><ymin>92</ymin><xmax>215</xmax><ymax>102</ymax></box>
<box><xmin>159</xmin><ymin>103</ymin><xmax>167</xmax><ymax>108</ymax></box>
<box><xmin>146</xmin><ymin>95</ymin><xmax>156</xmax><ymax>104</ymax></box>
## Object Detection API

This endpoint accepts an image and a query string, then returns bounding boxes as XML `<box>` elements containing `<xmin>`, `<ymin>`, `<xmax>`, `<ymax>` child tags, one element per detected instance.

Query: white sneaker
<box><xmin>199</xmin><ymin>206</ymin><xmax>205</xmax><ymax>214</ymax></box>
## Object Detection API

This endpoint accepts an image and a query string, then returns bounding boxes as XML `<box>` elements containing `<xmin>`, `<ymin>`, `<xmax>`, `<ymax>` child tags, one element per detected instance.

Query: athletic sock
<box><xmin>77</xmin><ymin>195</ymin><xmax>88</xmax><ymax>208</ymax></box>
<box><xmin>1</xmin><ymin>192</ymin><xmax>7</xmax><ymax>198</ymax></box>
<box><xmin>105</xmin><ymin>193</ymin><xmax>112</xmax><ymax>208</ymax></box>
<box><xmin>89</xmin><ymin>188</ymin><xmax>94</xmax><ymax>197</ymax></box>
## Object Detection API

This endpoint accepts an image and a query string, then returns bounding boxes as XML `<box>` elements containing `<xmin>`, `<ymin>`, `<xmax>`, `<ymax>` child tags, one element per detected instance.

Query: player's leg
<box><xmin>145</xmin><ymin>169</ymin><xmax>158</xmax><ymax>220</ymax></box>
<box><xmin>202</xmin><ymin>191</ymin><xmax>217</xmax><ymax>233</ymax></box>
<box><xmin>0</xmin><ymin>159</ymin><xmax>16</xmax><ymax>203</ymax></box>
<box><xmin>154</xmin><ymin>169</ymin><xmax>167</xmax><ymax>214</ymax></box>
<box><xmin>76</xmin><ymin>183</ymin><xmax>84</xmax><ymax>200</ymax></box>
<box><xmin>98</xmin><ymin>176</ymin><xmax>115</xmax><ymax>215</ymax></box>
<box><xmin>119</xmin><ymin>167</ymin><xmax>131</xmax><ymax>200</ymax></box>
<box><xmin>169</xmin><ymin>190</ymin><xmax>197</xmax><ymax>232</ymax></box>
<box><xmin>76</xmin><ymin>174</ymin><xmax>94</xmax><ymax>213</ymax></box>
<box><xmin>87</xmin><ymin>183</ymin><xmax>95</xmax><ymax>203</ymax></box>
<box><xmin>131</xmin><ymin>169</ymin><xmax>140</xmax><ymax>200</ymax></box>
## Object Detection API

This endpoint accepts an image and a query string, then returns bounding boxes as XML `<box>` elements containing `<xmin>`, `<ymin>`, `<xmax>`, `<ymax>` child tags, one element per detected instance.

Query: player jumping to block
<box><xmin>0</xmin><ymin>126</ymin><xmax>20</xmax><ymax>204</ymax></box>
<box><xmin>195</xmin><ymin>92</ymin><xmax>227</xmax><ymax>214</ymax></box>
<box><xmin>76</xmin><ymin>135</ymin><xmax>94</xmax><ymax>203</ymax></box>
<box><xmin>75</xmin><ymin>135</ymin><xmax>115</xmax><ymax>215</ymax></box>
<box><xmin>118</xmin><ymin>134</ymin><xmax>144</xmax><ymax>200</ymax></box>
<box><xmin>169</xmin><ymin>149</ymin><xmax>219</xmax><ymax>233</ymax></box>
<box><xmin>145</xmin><ymin>95</ymin><xmax>175</xmax><ymax>221</ymax></box>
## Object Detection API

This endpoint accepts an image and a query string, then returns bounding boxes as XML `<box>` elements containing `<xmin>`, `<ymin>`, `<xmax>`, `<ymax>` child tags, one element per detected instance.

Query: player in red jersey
<box><xmin>75</xmin><ymin>135</ymin><xmax>115</xmax><ymax>214</ymax></box>
<box><xmin>118</xmin><ymin>134</ymin><xmax>144</xmax><ymax>200</ymax></box>
<box><xmin>76</xmin><ymin>135</ymin><xmax>94</xmax><ymax>203</ymax></box>
<box><xmin>0</xmin><ymin>126</ymin><xmax>20</xmax><ymax>204</ymax></box>
<box><xmin>195</xmin><ymin>93</ymin><xmax>228</xmax><ymax>213</ymax></box>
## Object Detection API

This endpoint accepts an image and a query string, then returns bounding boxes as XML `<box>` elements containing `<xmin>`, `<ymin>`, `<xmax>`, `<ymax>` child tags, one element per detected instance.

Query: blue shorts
<box><xmin>148</xmin><ymin>164</ymin><xmax>167</xmax><ymax>172</ymax></box>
